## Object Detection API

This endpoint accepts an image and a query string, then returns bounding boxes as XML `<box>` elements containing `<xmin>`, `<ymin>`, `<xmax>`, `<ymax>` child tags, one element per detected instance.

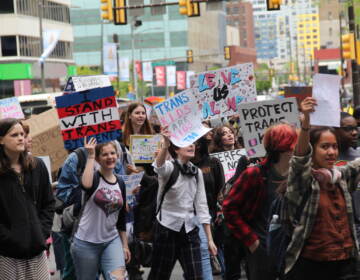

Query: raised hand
<box><xmin>160</xmin><ymin>125</ymin><xmax>171</xmax><ymax>148</ymax></box>
<box><xmin>300</xmin><ymin>97</ymin><xmax>317</xmax><ymax>117</ymax></box>
<box><xmin>84</xmin><ymin>136</ymin><xmax>97</xmax><ymax>158</ymax></box>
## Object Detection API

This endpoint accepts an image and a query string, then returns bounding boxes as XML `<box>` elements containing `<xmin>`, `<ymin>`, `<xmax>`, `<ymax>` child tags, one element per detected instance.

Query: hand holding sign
<box><xmin>160</xmin><ymin>125</ymin><xmax>171</xmax><ymax>148</ymax></box>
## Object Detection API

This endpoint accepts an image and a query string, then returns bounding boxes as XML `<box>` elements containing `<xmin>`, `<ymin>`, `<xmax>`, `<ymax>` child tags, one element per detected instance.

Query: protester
<box><xmin>336</xmin><ymin>112</ymin><xmax>360</xmax><ymax>161</ymax></box>
<box><xmin>22</xmin><ymin>123</ymin><xmax>32</xmax><ymax>153</ymax></box>
<box><xmin>148</xmin><ymin>127</ymin><xmax>217</xmax><ymax>280</ymax></box>
<box><xmin>192</xmin><ymin>136</ymin><xmax>225</xmax><ymax>278</ymax></box>
<box><xmin>223</xmin><ymin>123</ymin><xmax>298</xmax><ymax>280</ymax></box>
<box><xmin>284</xmin><ymin>97</ymin><xmax>359</xmax><ymax>280</ymax></box>
<box><xmin>210</xmin><ymin>125</ymin><xmax>242</xmax><ymax>153</ymax></box>
<box><xmin>71</xmin><ymin>138</ymin><xmax>130</xmax><ymax>280</ymax></box>
<box><xmin>0</xmin><ymin>118</ymin><xmax>55</xmax><ymax>279</ymax></box>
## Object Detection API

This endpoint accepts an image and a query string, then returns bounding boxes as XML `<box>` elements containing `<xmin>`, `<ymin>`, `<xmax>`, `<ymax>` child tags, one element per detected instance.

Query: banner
<box><xmin>119</xmin><ymin>57</ymin><xmax>130</xmax><ymax>82</ymax></box>
<box><xmin>210</xmin><ymin>149</ymin><xmax>246</xmax><ymax>182</ymax></box>
<box><xmin>238</xmin><ymin>97</ymin><xmax>300</xmax><ymax>158</ymax></box>
<box><xmin>120</xmin><ymin>172</ymin><xmax>144</xmax><ymax>208</ymax></box>
<box><xmin>166</xmin><ymin>65</ymin><xmax>176</xmax><ymax>86</ymax></box>
<box><xmin>186</xmin><ymin>71</ymin><xmax>195</xmax><ymax>89</ymax></box>
<box><xmin>190</xmin><ymin>63</ymin><xmax>257</xmax><ymax>120</ymax></box>
<box><xmin>135</xmin><ymin>61</ymin><xmax>143</xmax><ymax>81</ymax></box>
<box><xmin>155</xmin><ymin>66</ymin><xmax>166</xmax><ymax>87</ymax></box>
<box><xmin>0</xmin><ymin>97</ymin><xmax>24</xmax><ymax>119</ymax></box>
<box><xmin>55</xmin><ymin>86</ymin><xmax>121</xmax><ymax>151</ymax></box>
<box><xmin>103</xmin><ymin>43</ymin><xmax>117</xmax><ymax>77</ymax></box>
<box><xmin>142</xmin><ymin>62</ymin><xmax>153</xmax><ymax>82</ymax></box>
<box><xmin>40</xmin><ymin>29</ymin><xmax>61</xmax><ymax>62</ymax></box>
<box><xmin>177</xmin><ymin>71</ymin><xmax>186</xmax><ymax>90</ymax></box>
<box><xmin>154</xmin><ymin>89</ymin><xmax>211</xmax><ymax>147</ymax></box>
<box><xmin>130</xmin><ymin>134</ymin><xmax>160</xmax><ymax>163</ymax></box>
<box><xmin>65</xmin><ymin>75</ymin><xmax>112</xmax><ymax>93</ymax></box>
<box><xmin>23</xmin><ymin>108</ymin><xmax>68</xmax><ymax>173</ymax></box>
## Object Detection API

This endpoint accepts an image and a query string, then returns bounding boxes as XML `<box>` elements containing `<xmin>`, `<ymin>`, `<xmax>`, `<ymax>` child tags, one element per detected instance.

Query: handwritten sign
<box><xmin>65</xmin><ymin>75</ymin><xmax>111</xmax><ymax>93</ymax></box>
<box><xmin>190</xmin><ymin>63</ymin><xmax>256</xmax><ymax>120</ymax></box>
<box><xmin>154</xmin><ymin>89</ymin><xmax>211</xmax><ymax>147</ymax></box>
<box><xmin>120</xmin><ymin>172</ymin><xmax>144</xmax><ymax>208</ymax></box>
<box><xmin>23</xmin><ymin>108</ymin><xmax>68</xmax><ymax>173</ymax></box>
<box><xmin>0</xmin><ymin>97</ymin><xmax>24</xmax><ymax>119</ymax></box>
<box><xmin>130</xmin><ymin>135</ymin><xmax>160</xmax><ymax>163</ymax></box>
<box><xmin>238</xmin><ymin>97</ymin><xmax>300</xmax><ymax>158</ymax></box>
<box><xmin>55</xmin><ymin>86</ymin><xmax>121</xmax><ymax>151</ymax></box>
<box><xmin>210</xmin><ymin>149</ymin><xmax>246</xmax><ymax>182</ymax></box>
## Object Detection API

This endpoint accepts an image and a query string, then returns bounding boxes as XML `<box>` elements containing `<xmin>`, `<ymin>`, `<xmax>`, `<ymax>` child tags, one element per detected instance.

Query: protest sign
<box><xmin>65</xmin><ymin>75</ymin><xmax>111</xmax><ymax>93</ymax></box>
<box><xmin>154</xmin><ymin>89</ymin><xmax>211</xmax><ymax>147</ymax></box>
<box><xmin>23</xmin><ymin>108</ymin><xmax>68</xmax><ymax>173</ymax></box>
<box><xmin>120</xmin><ymin>172</ymin><xmax>144</xmax><ymax>208</ymax></box>
<box><xmin>311</xmin><ymin>74</ymin><xmax>341</xmax><ymax>127</ymax></box>
<box><xmin>190</xmin><ymin>63</ymin><xmax>256</xmax><ymax>120</ymax></box>
<box><xmin>55</xmin><ymin>86</ymin><xmax>121</xmax><ymax>151</ymax></box>
<box><xmin>130</xmin><ymin>135</ymin><xmax>160</xmax><ymax>163</ymax></box>
<box><xmin>284</xmin><ymin>86</ymin><xmax>312</xmax><ymax>105</ymax></box>
<box><xmin>238</xmin><ymin>97</ymin><xmax>300</xmax><ymax>158</ymax></box>
<box><xmin>210</xmin><ymin>149</ymin><xmax>246</xmax><ymax>182</ymax></box>
<box><xmin>0</xmin><ymin>97</ymin><xmax>24</xmax><ymax>119</ymax></box>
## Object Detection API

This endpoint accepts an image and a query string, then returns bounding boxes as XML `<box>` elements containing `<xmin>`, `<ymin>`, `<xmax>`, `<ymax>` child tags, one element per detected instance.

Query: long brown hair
<box><xmin>0</xmin><ymin>118</ymin><xmax>34</xmax><ymax>175</ymax></box>
<box><xmin>210</xmin><ymin>125</ymin><xmax>241</xmax><ymax>153</ymax></box>
<box><xmin>122</xmin><ymin>103</ymin><xmax>153</xmax><ymax>146</ymax></box>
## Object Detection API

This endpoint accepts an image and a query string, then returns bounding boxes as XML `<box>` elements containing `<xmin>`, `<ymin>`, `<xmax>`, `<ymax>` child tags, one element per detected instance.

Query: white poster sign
<box><xmin>120</xmin><ymin>172</ymin><xmax>144</xmax><ymax>208</ymax></box>
<box><xmin>238</xmin><ymin>97</ymin><xmax>300</xmax><ymax>158</ymax></box>
<box><xmin>130</xmin><ymin>134</ymin><xmax>160</xmax><ymax>163</ymax></box>
<box><xmin>71</xmin><ymin>75</ymin><xmax>111</xmax><ymax>92</ymax></box>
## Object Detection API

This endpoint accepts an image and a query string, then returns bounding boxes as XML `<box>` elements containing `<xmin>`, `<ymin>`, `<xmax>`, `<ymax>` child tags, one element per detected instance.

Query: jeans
<box><xmin>198</xmin><ymin>224</ymin><xmax>213</xmax><ymax>280</ymax></box>
<box><xmin>71</xmin><ymin>236</ymin><xmax>125</xmax><ymax>280</ymax></box>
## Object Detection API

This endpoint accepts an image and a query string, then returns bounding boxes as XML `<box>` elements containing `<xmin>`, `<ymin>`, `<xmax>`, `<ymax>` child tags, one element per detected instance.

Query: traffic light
<box><xmin>224</xmin><ymin>46</ymin><xmax>231</xmax><ymax>60</ymax></box>
<box><xmin>267</xmin><ymin>0</ymin><xmax>281</xmax><ymax>11</ymax></box>
<box><xmin>179</xmin><ymin>0</ymin><xmax>200</xmax><ymax>17</ymax></box>
<box><xmin>114</xmin><ymin>0</ymin><xmax>127</xmax><ymax>25</ymax></box>
<box><xmin>342</xmin><ymin>33</ymin><xmax>356</xmax><ymax>60</ymax></box>
<box><xmin>357</xmin><ymin>40</ymin><xmax>360</xmax><ymax>65</ymax></box>
<box><xmin>100</xmin><ymin>0</ymin><xmax>113</xmax><ymax>21</ymax></box>
<box><xmin>187</xmin><ymin>49</ymin><xmax>193</xmax><ymax>63</ymax></box>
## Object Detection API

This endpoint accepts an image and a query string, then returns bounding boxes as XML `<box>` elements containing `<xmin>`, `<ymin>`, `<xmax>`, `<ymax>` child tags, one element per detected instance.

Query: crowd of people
<box><xmin>1</xmin><ymin>98</ymin><xmax>360</xmax><ymax>280</ymax></box>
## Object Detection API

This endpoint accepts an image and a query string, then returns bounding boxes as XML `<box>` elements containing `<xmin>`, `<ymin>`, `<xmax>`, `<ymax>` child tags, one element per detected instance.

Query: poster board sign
<box><xmin>23</xmin><ymin>108</ymin><xmax>68</xmax><ymax>173</ymax></box>
<box><xmin>284</xmin><ymin>86</ymin><xmax>312</xmax><ymax>105</ymax></box>
<box><xmin>190</xmin><ymin>63</ymin><xmax>256</xmax><ymax>120</ymax></box>
<box><xmin>238</xmin><ymin>97</ymin><xmax>300</xmax><ymax>158</ymax></box>
<box><xmin>120</xmin><ymin>172</ymin><xmax>144</xmax><ymax>208</ymax></box>
<box><xmin>65</xmin><ymin>75</ymin><xmax>111</xmax><ymax>93</ymax></box>
<box><xmin>130</xmin><ymin>135</ymin><xmax>160</xmax><ymax>163</ymax></box>
<box><xmin>0</xmin><ymin>97</ymin><xmax>24</xmax><ymax>119</ymax></box>
<box><xmin>55</xmin><ymin>86</ymin><xmax>121</xmax><ymax>151</ymax></box>
<box><xmin>154</xmin><ymin>89</ymin><xmax>211</xmax><ymax>147</ymax></box>
<box><xmin>210</xmin><ymin>149</ymin><xmax>246</xmax><ymax>182</ymax></box>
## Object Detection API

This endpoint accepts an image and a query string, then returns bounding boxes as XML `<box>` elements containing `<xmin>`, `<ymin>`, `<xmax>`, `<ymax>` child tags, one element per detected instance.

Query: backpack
<box><xmin>266</xmin><ymin>187</ymin><xmax>311</xmax><ymax>276</ymax></box>
<box><xmin>133</xmin><ymin>160</ymin><xmax>198</xmax><ymax>241</ymax></box>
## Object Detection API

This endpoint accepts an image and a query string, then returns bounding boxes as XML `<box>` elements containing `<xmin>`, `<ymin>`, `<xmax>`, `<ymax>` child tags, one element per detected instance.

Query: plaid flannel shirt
<box><xmin>223</xmin><ymin>162</ymin><xmax>268</xmax><ymax>247</ymax></box>
<box><xmin>285</xmin><ymin>146</ymin><xmax>360</xmax><ymax>274</ymax></box>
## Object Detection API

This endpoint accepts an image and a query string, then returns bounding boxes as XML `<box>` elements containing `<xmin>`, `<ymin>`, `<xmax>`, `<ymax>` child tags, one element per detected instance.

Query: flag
<box><xmin>39</xmin><ymin>30</ymin><xmax>61</xmax><ymax>62</ymax></box>
<box><xmin>166</xmin><ymin>66</ymin><xmax>176</xmax><ymax>86</ymax></box>
<box><xmin>142</xmin><ymin>62</ymin><xmax>153</xmax><ymax>82</ymax></box>
<box><xmin>155</xmin><ymin>66</ymin><xmax>165</xmax><ymax>87</ymax></box>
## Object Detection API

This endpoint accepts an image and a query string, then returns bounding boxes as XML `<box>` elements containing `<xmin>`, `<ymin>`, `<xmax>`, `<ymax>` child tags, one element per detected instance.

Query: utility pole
<box><xmin>349</xmin><ymin>5</ymin><xmax>360</xmax><ymax>106</ymax></box>
<box><xmin>100</xmin><ymin>20</ymin><xmax>104</xmax><ymax>73</ymax></box>
<box><xmin>131</xmin><ymin>21</ymin><xmax>137</xmax><ymax>99</ymax></box>
<box><xmin>38</xmin><ymin>0</ymin><xmax>45</xmax><ymax>93</ymax></box>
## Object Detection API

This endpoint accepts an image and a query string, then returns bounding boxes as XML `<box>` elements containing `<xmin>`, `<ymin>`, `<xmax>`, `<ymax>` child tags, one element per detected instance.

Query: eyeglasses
<box><xmin>341</xmin><ymin>126</ymin><xmax>358</xmax><ymax>132</ymax></box>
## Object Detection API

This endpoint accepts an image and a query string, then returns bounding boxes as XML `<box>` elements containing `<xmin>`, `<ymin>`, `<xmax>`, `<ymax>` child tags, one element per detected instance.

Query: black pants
<box><xmin>148</xmin><ymin>222</ymin><xmax>202</xmax><ymax>280</ymax></box>
<box><xmin>285</xmin><ymin>257</ymin><xmax>357</xmax><ymax>280</ymax></box>
<box><xmin>245</xmin><ymin>245</ymin><xmax>277</xmax><ymax>280</ymax></box>
<box><xmin>223</xmin><ymin>232</ymin><xmax>247</xmax><ymax>280</ymax></box>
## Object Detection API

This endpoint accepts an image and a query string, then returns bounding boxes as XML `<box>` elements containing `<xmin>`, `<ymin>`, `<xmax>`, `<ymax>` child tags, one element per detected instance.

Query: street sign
<box><xmin>152</xmin><ymin>61</ymin><xmax>176</xmax><ymax>67</ymax></box>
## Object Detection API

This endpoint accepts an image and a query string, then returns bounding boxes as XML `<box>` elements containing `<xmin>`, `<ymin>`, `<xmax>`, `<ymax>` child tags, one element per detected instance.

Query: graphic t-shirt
<box><xmin>76</xmin><ymin>175</ymin><xmax>123</xmax><ymax>243</ymax></box>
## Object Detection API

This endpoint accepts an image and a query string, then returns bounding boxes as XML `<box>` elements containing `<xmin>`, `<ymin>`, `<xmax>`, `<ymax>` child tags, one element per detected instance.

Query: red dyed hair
<box><xmin>263</xmin><ymin>123</ymin><xmax>298</xmax><ymax>153</ymax></box>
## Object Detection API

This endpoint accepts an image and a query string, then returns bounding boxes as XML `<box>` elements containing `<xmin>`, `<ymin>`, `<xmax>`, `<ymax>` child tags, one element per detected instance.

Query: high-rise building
<box><xmin>319</xmin><ymin>0</ymin><xmax>341</xmax><ymax>49</ymax></box>
<box><xmin>0</xmin><ymin>0</ymin><xmax>74</xmax><ymax>97</ymax></box>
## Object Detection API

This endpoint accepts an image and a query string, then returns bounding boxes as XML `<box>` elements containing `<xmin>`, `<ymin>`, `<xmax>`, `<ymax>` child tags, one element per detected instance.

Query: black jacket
<box><xmin>0</xmin><ymin>157</ymin><xmax>55</xmax><ymax>259</ymax></box>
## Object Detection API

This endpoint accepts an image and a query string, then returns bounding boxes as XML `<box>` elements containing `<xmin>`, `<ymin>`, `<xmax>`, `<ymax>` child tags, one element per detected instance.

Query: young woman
<box><xmin>210</xmin><ymin>125</ymin><xmax>242</xmax><ymax>153</ymax></box>
<box><xmin>149</xmin><ymin>127</ymin><xmax>217</xmax><ymax>280</ymax></box>
<box><xmin>71</xmin><ymin>138</ymin><xmax>130</xmax><ymax>280</ymax></box>
<box><xmin>0</xmin><ymin>118</ymin><xmax>55</xmax><ymax>280</ymax></box>
<box><xmin>285</xmin><ymin>97</ymin><xmax>359</xmax><ymax>280</ymax></box>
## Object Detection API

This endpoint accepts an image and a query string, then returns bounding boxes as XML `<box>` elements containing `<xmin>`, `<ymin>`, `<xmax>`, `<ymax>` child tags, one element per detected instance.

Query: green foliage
<box><xmin>256</xmin><ymin>80</ymin><xmax>271</xmax><ymax>93</ymax></box>
<box><xmin>76</xmin><ymin>66</ymin><xmax>101</xmax><ymax>76</ymax></box>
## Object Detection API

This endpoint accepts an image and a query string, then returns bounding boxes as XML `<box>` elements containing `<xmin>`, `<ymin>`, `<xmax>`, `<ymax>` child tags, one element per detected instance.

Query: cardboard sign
<box><xmin>0</xmin><ymin>97</ymin><xmax>24</xmax><ymax>119</ymax></box>
<box><xmin>190</xmin><ymin>63</ymin><xmax>257</xmax><ymax>120</ymax></box>
<box><xmin>238</xmin><ymin>97</ymin><xmax>300</xmax><ymax>158</ymax></box>
<box><xmin>23</xmin><ymin>108</ymin><xmax>68</xmax><ymax>173</ymax></box>
<box><xmin>130</xmin><ymin>135</ymin><xmax>160</xmax><ymax>163</ymax></box>
<box><xmin>55</xmin><ymin>86</ymin><xmax>121</xmax><ymax>151</ymax></box>
<box><xmin>210</xmin><ymin>149</ymin><xmax>246</xmax><ymax>182</ymax></box>
<box><xmin>284</xmin><ymin>86</ymin><xmax>312</xmax><ymax>105</ymax></box>
<box><xmin>153</xmin><ymin>89</ymin><xmax>211</xmax><ymax>147</ymax></box>
<box><xmin>120</xmin><ymin>172</ymin><xmax>144</xmax><ymax>208</ymax></box>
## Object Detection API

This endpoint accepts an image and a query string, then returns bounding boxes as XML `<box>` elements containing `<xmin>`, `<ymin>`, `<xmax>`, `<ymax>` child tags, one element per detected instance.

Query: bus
<box><xmin>17</xmin><ymin>92</ymin><xmax>62</xmax><ymax>117</ymax></box>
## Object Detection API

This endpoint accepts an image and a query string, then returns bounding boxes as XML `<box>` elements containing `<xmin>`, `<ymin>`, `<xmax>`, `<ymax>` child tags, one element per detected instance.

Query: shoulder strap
<box><xmin>74</xmin><ymin>148</ymin><xmax>87</xmax><ymax>176</ymax></box>
<box><xmin>156</xmin><ymin>161</ymin><xmax>180</xmax><ymax>220</ymax></box>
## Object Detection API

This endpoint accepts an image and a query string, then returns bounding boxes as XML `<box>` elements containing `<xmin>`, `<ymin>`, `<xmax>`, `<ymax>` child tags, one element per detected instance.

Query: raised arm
<box><xmin>81</xmin><ymin>137</ymin><xmax>97</xmax><ymax>189</ymax></box>
<box><xmin>155</xmin><ymin>126</ymin><xmax>171</xmax><ymax>168</ymax></box>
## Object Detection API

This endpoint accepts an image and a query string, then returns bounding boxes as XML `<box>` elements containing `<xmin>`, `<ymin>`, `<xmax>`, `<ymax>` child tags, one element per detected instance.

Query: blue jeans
<box><xmin>71</xmin><ymin>236</ymin><xmax>125</xmax><ymax>280</ymax></box>
<box><xmin>198</xmin><ymin>225</ymin><xmax>213</xmax><ymax>280</ymax></box>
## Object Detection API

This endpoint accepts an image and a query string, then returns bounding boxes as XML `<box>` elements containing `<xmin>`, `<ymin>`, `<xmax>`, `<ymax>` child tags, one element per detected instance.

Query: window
<box><xmin>0</xmin><ymin>0</ymin><xmax>14</xmax><ymax>13</ymax></box>
<box><xmin>1</xmin><ymin>36</ymin><xmax>17</xmax><ymax>56</ymax></box>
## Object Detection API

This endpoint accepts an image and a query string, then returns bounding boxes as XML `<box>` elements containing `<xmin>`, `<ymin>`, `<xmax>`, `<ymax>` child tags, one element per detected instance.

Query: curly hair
<box><xmin>210</xmin><ymin>125</ymin><xmax>241</xmax><ymax>153</ymax></box>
